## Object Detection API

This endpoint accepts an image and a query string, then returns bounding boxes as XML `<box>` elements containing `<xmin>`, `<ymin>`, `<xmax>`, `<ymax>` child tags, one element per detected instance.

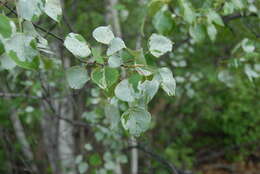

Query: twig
<box><xmin>0</xmin><ymin>92</ymin><xmax>40</xmax><ymax>99</ymax></box>
<box><xmin>3</xmin><ymin>3</ymin><xmax>64</xmax><ymax>42</ymax></box>
<box><xmin>124</xmin><ymin>145</ymin><xmax>180</xmax><ymax>174</ymax></box>
<box><xmin>174</xmin><ymin>12</ymin><xmax>258</xmax><ymax>49</ymax></box>
<box><xmin>196</xmin><ymin>140</ymin><xmax>260</xmax><ymax>165</ymax></box>
<box><xmin>222</xmin><ymin>13</ymin><xmax>257</xmax><ymax>24</ymax></box>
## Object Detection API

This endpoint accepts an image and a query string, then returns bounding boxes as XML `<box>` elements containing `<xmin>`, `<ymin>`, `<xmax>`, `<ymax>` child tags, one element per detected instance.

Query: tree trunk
<box><xmin>106</xmin><ymin>1</ymin><xmax>123</xmax><ymax>174</ymax></box>
<box><xmin>40</xmin><ymin>103</ymin><xmax>62</xmax><ymax>174</ymax></box>
<box><xmin>106</xmin><ymin>0</ymin><xmax>122</xmax><ymax>37</ymax></box>
<box><xmin>11</xmin><ymin>111</ymin><xmax>39</xmax><ymax>174</ymax></box>
<box><xmin>58</xmin><ymin>98</ymin><xmax>76</xmax><ymax>174</ymax></box>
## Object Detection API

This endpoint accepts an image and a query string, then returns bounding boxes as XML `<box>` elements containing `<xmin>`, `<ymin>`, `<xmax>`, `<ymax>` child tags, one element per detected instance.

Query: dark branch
<box><xmin>3</xmin><ymin>3</ymin><xmax>64</xmax><ymax>42</ymax></box>
<box><xmin>174</xmin><ymin>12</ymin><xmax>258</xmax><ymax>49</ymax></box>
<box><xmin>124</xmin><ymin>145</ymin><xmax>194</xmax><ymax>174</ymax></box>
<box><xmin>0</xmin><ymin>92</ymin><xmax>40</xmax><ymax>99</ymax></box>
<box><xmin>222</xmin><ymin>13</ymin><xmax>258</xmax><ymax>24</ymax></box>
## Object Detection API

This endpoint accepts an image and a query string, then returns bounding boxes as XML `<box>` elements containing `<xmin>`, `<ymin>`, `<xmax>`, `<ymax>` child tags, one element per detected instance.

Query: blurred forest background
<box><xmin>0</xmin><ymin>0</ymin><xmax>260</xmax><ymax>174</ymax></box>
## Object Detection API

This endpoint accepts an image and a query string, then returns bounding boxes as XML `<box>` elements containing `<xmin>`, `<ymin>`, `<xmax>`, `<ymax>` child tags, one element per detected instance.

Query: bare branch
<box><xmin>0</xmin><ymin>92</ymin><xmax>40</xmax><ymax>99</ymax></box>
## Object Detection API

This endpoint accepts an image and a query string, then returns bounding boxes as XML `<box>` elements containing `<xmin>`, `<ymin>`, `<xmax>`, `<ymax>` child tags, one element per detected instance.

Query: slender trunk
<box><xmin>130</xmin><ymin>137</ymin><xmax>138</xmax><ymax>174</ymax></box>
<box><xmin>58</xmin><ymin>38</ymin><xmax>76</xmax><ymax>174</ymax></box>
<box><xmin>130</xmin><ymin>0</ymin><xmax>147</xmax><ymax>172</ymax></box>
<box><xmin>106</xmin><ymin>1</ymin><xmax>123</xmax><ymax>174</ymax></box>
<box><xmin>10</xmin><ymin>112</ymin><xmax>39</xmax><ymax>174</ymax></box>
<box><xmin>40</xmin><ymin>103</ymin><xmax>61</xmax><ymax>174</ymax></box>
<box><xmin>106</xmin><ymin>0</ymin><xmax>122</xmax><ymax>37</ymax></box>
<box><xmin>58</xmin><ymin>98</ymin><xmax>76</xmax><ymax>174</ymax></box>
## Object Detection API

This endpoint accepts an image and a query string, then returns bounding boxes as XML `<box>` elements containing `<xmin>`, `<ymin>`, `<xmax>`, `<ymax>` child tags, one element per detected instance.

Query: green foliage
<box><xmin>0</xmin><ymin>0</ymin><xmax>259</xmax><ymax>173</ymax></box>
<box><xmin>148</xmin><ymin>33</ymin><xmax>173</xmax><ymax>57</ymax></box>
<box><xmin>0</xmin><ymin>14</ymin><xmax>14</xmax><ymax>38</ymax></box>
<box><xmin>153</xmin><ymin>7</ymin><xmax>174</xmax><ymax>35</ymax></box>
<box><xmin>121</xmin><ymin>107</ymin><xmax>151</xmax><ymax>136</ymax></box>
<box><xmin>91</xmin><ymin>67</ymin><xmax>119</xmax><ymax>90</ymax></box>
<box><xmin>64</xmin><ymin>33</ymin><xmax>91</xmax><ymax>58</ymax></box>
<box><xmin>66</xmin><ymin>66</ymin><xmax>89</xmax><ymax>89</ymax></box>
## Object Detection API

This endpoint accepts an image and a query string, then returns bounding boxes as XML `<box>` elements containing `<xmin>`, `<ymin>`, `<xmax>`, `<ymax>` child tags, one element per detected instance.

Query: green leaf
<box><xmin>78</xmin><ymin>163</ymin><xmax>88</xmax><ymax>174</ymax></box>
<box><xmin>44</xmin><ymin>0</ymin><xmax>62</xmax><ymax>22</ymax></box>
<box><xmin>106</xmin><ymin>37</ymin><xmax>126</xmax><ymax>56</ymax></box>
<box><xmin>64</xmin><ymin>33</ymin><xmax>91</xmax><ymax>59</ymax></box>
<box><xmin>148</xmin><ymin>0</ymin><xmax>164</xmax><ymax>16</ymax></box>
<box><xmin>127</xmin><ymin>48</ymin><xmax>146</xmax><ymax>65</ymax></box>
<box><xmin>136</xmin><ymin>66</ymin><xmax>156</xmax><ymax>76</ymax></box>
<box><xmin>91</xmin><ymin>47</ymin><xmax>104</xmax><ymax>64</ymax></box>
<box><xmin>189</xmin><ymin>23</ymin><xmax>206</xmax><ymax>43</ymax></box>
<box><xmin>231</xmin><ymin>0</ymin><xmax>245</xmax><ymax>9</ymax></box>
<box><xmin>5</xmin><ymin>33</ymin><xmax>39</xmax><ymax>69</ymax></box>
<box><xmin>156</xmin><ymin>67</ymin><xmax>176</xmax><ymax>96</ymax></box>
<box><xmin>152</xmin><ymin>8</ymin><xmax>174</xmax><ymax>35</ymax></box>
<box><xmin>84</xmin><ymin>143</ymin><xmax>93</xmax><ymax>151</ymax></box>
<box><xmin>180</xmin><ymin>0</ymin><xmax>196</xmax><ymax>24</ymax></box>
<box><xmin>23</xmin><ymin>21</ymin><xmax>52</xmax><ymax>55</ymax></box>
<box><xmin>75</xmin><ymin>155</ymin><xmax>83</xmax><ymax>164</ymax></box>
<box><xmin>244</xmin><ymin>64</ymin><xmax>259</xmax><ymax>82</ymax></box>
<box><xmin>0</xmin><ymin>14</ymin><xmax>15</xmax><ymax>38</ymax></box>
<box><xmin>148</xmin><ymin>34</ymin><xmax>172</xmax><ymax>57</ymax></box>
<box><xmin>138</xmin><ymin>79</ymin><xmax>159</xmax><ymax>103</ymax></box>
<box><xmin>39</xmin><ymin>56</ymin><xmax>55</xmax><ymax>70</ymax></box>
<box><xmin>66</xmin><ymin>66</ymin><xmax>89</xmax><ymax>89</ymax></box>
<box><xmin>0</xmin><ymin>53</ymin><xmax>16</xmax><ymax>70</ymax></box>
<box><xmin>129</xmin><ymin>73</ymin><xmax>143</xmax><ymax>91</ymax></box>
<box><xmin>92</xmin><ymin>26</ymin><xmax>115</xmax><ymax>44</ymax></box>
<box><xmin>207</xmin><ymin>10</ymin><xmax>224</xmax><ymax>27</ymax></box>
<box><xmin>23</xmin><ymin>21</ymin><xmax>39</xmax><ymax>37</ymax></box>
<box><xmin>121</xmin><ymin>107</ymin><xmax>151</xmax><ymax>136</ymax></box>
<box><xmin>147</xmin><ymin>0</ymin><xmax>171</xmax><ymax>15</ymax></box>
<box><xmin>115</xmin><ymin>79</ymin><xmax>136</xmax><ymax>102</ymax></box>
<box><xmin>89</xmin><ymin>154</ymin><xmax>102</xmax><ymax>166</ymax></box>
<box><xmin>91</xmin><ymin>67</ymin><xmax>119</xmax><ymax>89</ymax></box>
<box><xmin>218</xmin><ymin>70</ymin><xmax>235</xmax><ymax>88</ymax></box>
<box><xmin>0</xmin><ymin>40</ymin><xmax>4</xmax><ymax>55</ymax></box>
<box><xmin>241</xmin><ymin>38</ymin><xmax>255</xmax><ymax>53</ymax></box>
<box><xmin>17</xmin><ymin>0</ymin><xmax>43</xmax><ymax>21</ymax></box>
<box><xmin>108</xmin><ymin>54</ymin><xmax>123</xmax><ymax>68</ymax></box>
<box><xmin>207</xmin><ymin>24</ymin><xmax>217</xmax><ymax>41</ymax></box>
<box><xmin>223</xmin><ymin>2</ymin><xmax>235</xmax><ymax>15</ymax></box>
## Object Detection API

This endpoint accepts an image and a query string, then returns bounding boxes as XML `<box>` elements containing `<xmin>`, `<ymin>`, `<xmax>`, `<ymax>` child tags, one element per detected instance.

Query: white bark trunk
<box><xmin>106</xmin><ymin>1</ymin><xmax>123</xmax><ymax>174</ymax></box>
<box><xmin>11</xmin><ymin>112</ymin><xmax>39</xmax><ymax>174</ymax></box>
<box><xmin>40</xmin><ymin>103</ymin><xmax>61</xmax><ymax>174</ymax></box>
<box><xmin>106</xmin><ymin>0</ymin><xmax>122</xmax><ymax>37</ymax></box>
<box><xmin>130</xmin><ymin>137</ymin><xmax>138</xmax><ymax>174</ymax></box>
<box><xmin>58</xmin><ymin>41</ymin><xmax>76</xmax><ymax>174</ymax></box>
<box><xmin>58</xmin><ymin>98</ymin><xmax>76</xmax><ymax>174</ymax></box>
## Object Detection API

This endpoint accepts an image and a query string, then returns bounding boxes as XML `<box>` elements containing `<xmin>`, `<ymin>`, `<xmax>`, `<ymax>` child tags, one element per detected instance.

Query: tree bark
<box><xmin>10</xmin><ymin>112</ymin><xmax>39</xmax><ymax>174</ymax></box>
<box><xmin>106</xmin><ymin>1</ymin><xmax>123</xmax><ymax>174</ymax></box>
<box><xmin>106</xmin><ymin>0</ymin><xmax>122</xmax><ymax>37</ymax></box>
<box><xmin>40</xmin><ymin>103</ymin><xmax>62</xmax><ymax>174</ymax></box>
<box><xmin>130</xmin><ymin>137</ymin><xmax>138</xmax><ymax>174</ymax></box>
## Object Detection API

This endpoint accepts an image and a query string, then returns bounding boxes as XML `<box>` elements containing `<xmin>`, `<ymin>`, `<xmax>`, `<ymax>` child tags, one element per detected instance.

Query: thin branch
<box><xmin>124</xmin><ymin>145</ymin><xmax>181</xmax><ymax>174</ymax></box>
<box><xmin>196</xmin><ymin>139</ymin><xmax>260</xmax><ymax>165</ymax></box>
<box><xmin>63</xmin><ymin>14</ymin><xmax>75</xmax><ymax>33</ymax></box>
<box><xmin>38</xmin><ymin>74</ymin><xmax>89</xmax><ymax>128</ymax></box>
<box><xmin>3</xmin><ymin>3</ymin><xmax>64</xmax><ymax>42</ymax></box>
<box><xmin>222</xmin><ymin>13</ymin><xmax>258</xmax><ymax>24</ymax></box>
<box><xmin>174</xmin><ymin>12</ymin><xmax>258</xmax><ymax>49</ymax></box>
<box><xmin>0</xmin><ymin>92</ymin><xmax>40</xmax><ymax>99</ymax></box>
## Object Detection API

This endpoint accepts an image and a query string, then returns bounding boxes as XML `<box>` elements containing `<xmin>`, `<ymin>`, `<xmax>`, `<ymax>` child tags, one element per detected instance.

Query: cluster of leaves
<box><xmin>64</xmin><ymin>26</ymin><xmax>176</xmax><ymax>136</ymax></box>
<box><xmin>0</xmin><ymin>0</ymin><xmax>176</xmax><ymax>137</ymax></box>
<box><xmin>0</xmin><ymin>0</ymin><xmax>260</xmax><ymax>173</ymax></box>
